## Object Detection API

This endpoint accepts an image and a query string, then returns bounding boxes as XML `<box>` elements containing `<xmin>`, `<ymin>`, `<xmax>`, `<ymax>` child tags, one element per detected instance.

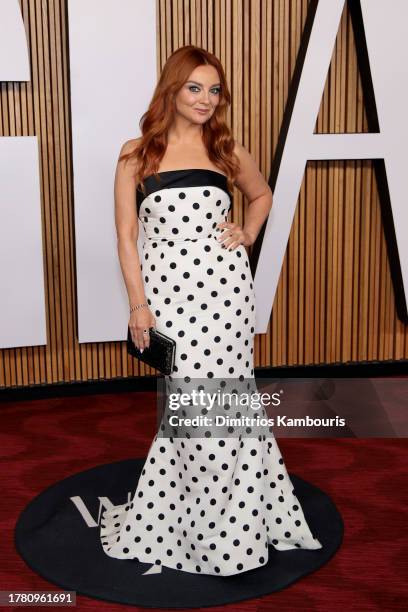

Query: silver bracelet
<box><xmin>130</xmin><ymin>302</ymin><xmax>148</xmax><ymax>313</ymax></box>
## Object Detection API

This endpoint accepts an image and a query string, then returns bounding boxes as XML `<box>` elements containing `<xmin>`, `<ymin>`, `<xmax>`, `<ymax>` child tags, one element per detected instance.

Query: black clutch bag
<box><xmin>126</xmin><ymin>326</ymin><xmax>176</xmax><ymax>375</ymax></box>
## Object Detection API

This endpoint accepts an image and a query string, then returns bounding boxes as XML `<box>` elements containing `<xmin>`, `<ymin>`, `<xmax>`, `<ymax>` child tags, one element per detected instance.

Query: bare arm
<box><xmin>233</xmin><ymin>141</ymin><xmax>273</xmax><ymax>245</ymax></box>
<box><xmin>114</xmin><ymin>138</ymin><xmax>144</xmax><ymax>305</ymax></box>
<box><xmin>114</xmin><ymin>138</ymin><xmax>155</xmax><ymax>349</ymax></box>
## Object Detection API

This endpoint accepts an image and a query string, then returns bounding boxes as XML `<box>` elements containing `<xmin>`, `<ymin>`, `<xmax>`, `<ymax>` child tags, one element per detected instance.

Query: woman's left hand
<box><xmin>216</xmin><ymin>222</ymin><xmax>254</xmax><ymax>249</ymax></box>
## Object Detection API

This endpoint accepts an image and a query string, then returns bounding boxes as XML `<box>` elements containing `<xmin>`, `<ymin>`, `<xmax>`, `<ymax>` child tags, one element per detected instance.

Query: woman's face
<box><xmin>174</xmin><ymin>64</ymin><xmax>222</xmax><ymax>125</ymax></box>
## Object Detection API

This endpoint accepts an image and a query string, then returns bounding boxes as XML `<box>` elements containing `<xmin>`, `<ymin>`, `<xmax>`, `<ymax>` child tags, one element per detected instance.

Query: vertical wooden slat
<box><xmin>0</xmin><ymin>0</ymin><xmax>406</xmax><ymax>389</ymax></box>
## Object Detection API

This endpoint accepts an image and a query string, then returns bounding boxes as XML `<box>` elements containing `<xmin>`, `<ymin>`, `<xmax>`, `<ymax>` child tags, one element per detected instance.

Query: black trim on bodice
<box><xmin>136</xmin><ymin>169</ymin><xmax>232</xmax><ymax>213</ymax></box>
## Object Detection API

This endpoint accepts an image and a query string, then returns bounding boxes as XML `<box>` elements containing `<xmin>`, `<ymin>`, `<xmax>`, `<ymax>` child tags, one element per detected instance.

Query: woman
<box><xmin>99</xmin><ymin>45</ymin><xmax>322</xmax><ymax>576</ymax></box>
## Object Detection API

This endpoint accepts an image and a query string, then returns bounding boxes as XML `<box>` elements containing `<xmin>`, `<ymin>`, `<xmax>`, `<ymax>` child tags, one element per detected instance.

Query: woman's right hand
<box><xmin>129</xmin><ymin>306</ymin><xmax>156</xmax><ymax>352</ymax></box>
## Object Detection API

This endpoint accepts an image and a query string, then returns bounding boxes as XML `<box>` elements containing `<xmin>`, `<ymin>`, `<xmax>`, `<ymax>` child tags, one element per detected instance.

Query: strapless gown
<box><xmin>99</xmin><ymin>168</ymin><xmax>322</xmax><ymax>576</ymax></box>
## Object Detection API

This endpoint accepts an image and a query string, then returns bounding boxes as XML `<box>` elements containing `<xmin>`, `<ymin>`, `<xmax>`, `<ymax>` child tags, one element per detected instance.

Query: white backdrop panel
<box><xmin>0</xmin><ymin>0</ymin><xmax>30</xmax><ymax>81</ymax></box>
<box><xmin>0</xmin><ymin>137</ymin><xmax>46</xmax><ymax>348</ymax></box>
<box><xmin>68</xmin><ymin>0</ymin><xmax>156</xmax><ymax>343</ymax></box>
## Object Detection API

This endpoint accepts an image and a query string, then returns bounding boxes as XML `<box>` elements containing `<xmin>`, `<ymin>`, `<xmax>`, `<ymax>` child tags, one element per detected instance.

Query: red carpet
<box><xmin>1</xmin><ymin>390</ymin><xmax>407</xmax><ymax>611</ymax></box>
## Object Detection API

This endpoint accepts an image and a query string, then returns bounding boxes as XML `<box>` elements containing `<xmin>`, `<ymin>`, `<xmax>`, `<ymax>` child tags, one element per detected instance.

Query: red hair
<box><xmin>120</xmin><ymin>45</ymin><xmax>240</xmax><ymax>195</ymax></box>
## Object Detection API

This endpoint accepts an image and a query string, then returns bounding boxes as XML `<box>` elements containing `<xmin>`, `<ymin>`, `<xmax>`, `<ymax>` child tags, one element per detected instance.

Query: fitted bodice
<box><xmin>136</xmin><ymin>169</ymin><xmax>232</xmax><ymax>242</ymax></box>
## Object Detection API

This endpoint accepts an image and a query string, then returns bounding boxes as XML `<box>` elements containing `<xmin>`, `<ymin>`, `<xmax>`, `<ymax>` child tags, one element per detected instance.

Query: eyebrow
<box><xmin>186</xmin><ymin>80</ymin><xmax>221</xmax><ymax>87</ymax></box>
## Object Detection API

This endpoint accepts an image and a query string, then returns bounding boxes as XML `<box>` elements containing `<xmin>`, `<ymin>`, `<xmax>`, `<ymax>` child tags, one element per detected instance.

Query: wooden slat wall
<box><xmin>0</xmin><ymin>0</ymin><xmax>406</xmax><ymax>389</ymax></box>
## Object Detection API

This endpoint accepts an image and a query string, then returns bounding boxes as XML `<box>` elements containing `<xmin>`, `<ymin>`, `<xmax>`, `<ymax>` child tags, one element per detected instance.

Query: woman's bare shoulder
<box><xmin>119</xmin><ymin>136</ymin><xmax>142</xmax><ymax>156</ymax></box>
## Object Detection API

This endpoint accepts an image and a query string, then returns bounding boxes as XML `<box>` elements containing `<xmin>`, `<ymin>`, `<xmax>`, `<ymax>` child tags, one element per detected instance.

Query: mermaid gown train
<box><xmin>99</xmin><ymin>169</ymin><xmax>322</xmax><ymax>576</ymax></box>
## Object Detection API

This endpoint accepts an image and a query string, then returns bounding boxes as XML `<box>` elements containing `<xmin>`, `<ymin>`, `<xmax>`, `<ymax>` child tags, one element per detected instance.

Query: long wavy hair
<box><xmin>120</xmin><ymin>45</ymin><xmax>240</xmax><ymax>195</ymax></box>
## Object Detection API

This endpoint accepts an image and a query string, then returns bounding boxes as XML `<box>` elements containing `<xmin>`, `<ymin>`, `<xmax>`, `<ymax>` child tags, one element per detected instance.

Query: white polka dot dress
<box><xmin>99</xmin><ymin>169</ymin><xmax>322</xmax><ymax>575</ymax></box>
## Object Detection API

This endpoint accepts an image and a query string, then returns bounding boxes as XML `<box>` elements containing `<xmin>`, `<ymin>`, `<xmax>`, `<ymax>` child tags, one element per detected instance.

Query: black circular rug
<box><xmin>14</xmin><ymin>458</ymin><xmax>343</xmax><ymax>608</ymax></box>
